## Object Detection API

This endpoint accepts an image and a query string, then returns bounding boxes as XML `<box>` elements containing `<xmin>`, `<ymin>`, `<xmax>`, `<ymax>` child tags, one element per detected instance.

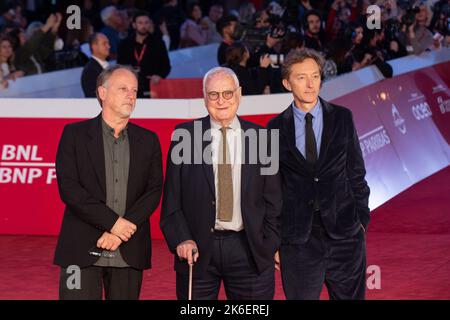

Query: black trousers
<box><xmin>280</xmin><ymin>214</ymin><xmax>367</xmax><ymax>300</ymax></box>
<box><xmin>176</xmin><ymin>230</ymin><xmax>275</xmax><ymax>300</ymax></box>
<box><xmin>59</xmin><ymin>266</ymin><xmax>143</xmax><ymax>300</ymax></box>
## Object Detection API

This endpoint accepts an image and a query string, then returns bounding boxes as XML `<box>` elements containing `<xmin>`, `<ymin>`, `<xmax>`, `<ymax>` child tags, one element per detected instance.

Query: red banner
<box><xmin>0</xmin><ymin>63</ymin><xmax>449</xmax><ymax>238</ymax></box>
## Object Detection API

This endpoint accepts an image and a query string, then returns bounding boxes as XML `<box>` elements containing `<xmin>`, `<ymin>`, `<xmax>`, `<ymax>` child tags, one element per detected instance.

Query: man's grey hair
<box><xmin>202</xmin><ymin>67</ymin><xmax>240</xmax><ymax>95</ymax></box>
<box><xmin>96</xmin><ymin>64</ymin><xmax>138</xmax><ymax>107</ymax></box>
<box><xmin>101</xmin><ymin>6</ymin><xmax>117</xmax><ymax>25</ymax></box>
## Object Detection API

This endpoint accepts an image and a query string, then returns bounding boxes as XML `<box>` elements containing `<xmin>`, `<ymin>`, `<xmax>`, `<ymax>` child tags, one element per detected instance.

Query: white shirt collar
<box><xmin>91</xmin><ymin>55</ymin><xmax>109</xmax><ymax>69</ymax></box>
<box><xmin>210</xmin><ymin>116</ymin><xmax>241</xmax><ymax>131</ymax></box>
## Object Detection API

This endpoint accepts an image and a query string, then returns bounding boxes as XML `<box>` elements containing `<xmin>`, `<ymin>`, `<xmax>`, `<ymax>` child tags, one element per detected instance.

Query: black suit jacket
<box><xmin>81</xmin><ymin>58</ymin><xmax>104</xmax><ymax>98</ymax></box>
<box><xmin>267</xmin><ymin>98</ymin><xmax>370</xmax><ymax>244</ymax></box>
<box><xmin>160</xmin><ymin>116</ymin><xmax>282</xmax><ymax>276</ymax></box>
<box><xmin>53</xmin><ymin>114</ymin><xmax>163</xmax><ymax>270</ymax></box>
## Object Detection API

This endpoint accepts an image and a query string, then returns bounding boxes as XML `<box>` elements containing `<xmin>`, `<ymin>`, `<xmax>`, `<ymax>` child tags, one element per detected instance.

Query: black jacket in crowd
<box><xmin>225</xmin><ymin>63</ymin><xmax>270</xmax><ymax>95</ymax></box>
<box><xmin>81</xmin><ymin>58</ymin><xmax>103</xmax><ymax>98</ymax></box>
<box><xmin>117</xmin><ymin>34</ymin><xmax>171</xmax><ymax>97</ymax></box>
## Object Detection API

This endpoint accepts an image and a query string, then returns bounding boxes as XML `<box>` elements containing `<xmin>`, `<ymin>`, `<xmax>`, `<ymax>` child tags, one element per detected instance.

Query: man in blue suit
<box><xmin>268</xmin><ymin>48</ymin><xmax>370</xmax><ymax>300</ymax></box>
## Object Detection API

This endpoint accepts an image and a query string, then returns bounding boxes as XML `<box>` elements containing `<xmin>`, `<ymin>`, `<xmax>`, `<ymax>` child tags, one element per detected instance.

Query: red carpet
<box><xmin>0</xmin><ymin>166</ymin><xmax>449</xmax><ymax>300</ymax></box>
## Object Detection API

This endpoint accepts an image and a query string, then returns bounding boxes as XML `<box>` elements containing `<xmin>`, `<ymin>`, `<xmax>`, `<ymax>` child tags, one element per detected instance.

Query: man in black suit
<box><xmin>81</xmin><ymin>33</ymin><xmax>110</xmax><ymax>97</ymax></box>
<box><xmin>267</xmin><ymin>48</ymin><xmax>370</xmax><ymax>300</ymax></box>
<box><xmin>117</xmin><ymin>11</ymin><xmax>171</xmax><ymax>98</ymax></box>
<box><xmin>55</xmin><ymin>65</ymin><xmax>163</xmax><ymax>299</ymax></box>
<box><xmin>161</xmin><ymin>67</ymin><xmax>282</xmax><ymax>300</ymax></box>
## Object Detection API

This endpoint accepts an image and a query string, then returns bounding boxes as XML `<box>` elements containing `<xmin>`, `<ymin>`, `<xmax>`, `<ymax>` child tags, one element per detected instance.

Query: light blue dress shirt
<box><xmin>292</xmin><ymin>99</ymin><xmax>323</xmax><ymax>159</ymax></box>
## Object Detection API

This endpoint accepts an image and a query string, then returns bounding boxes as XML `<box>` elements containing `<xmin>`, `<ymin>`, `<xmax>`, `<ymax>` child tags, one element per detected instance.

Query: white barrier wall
<box><xmin>0</xmin><ymin>46</ymin><xmax>448</xmax><ymax>99</ymax></box>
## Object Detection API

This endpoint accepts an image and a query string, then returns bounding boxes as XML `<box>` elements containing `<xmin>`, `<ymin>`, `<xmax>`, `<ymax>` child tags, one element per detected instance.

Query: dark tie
<box><xmin>305</xmin><ymin>113</ymin><xmax>320</xmax><ymax>212</ymax></box>
<box><xmin>218</xmin><ymin>127</ymin><xmax>233</xmax><ymax>222</ymax></box>
<box><xmin>305</xmin><ymin>113</ymin><xmax>318</xmax><ymax>165</ymax></box>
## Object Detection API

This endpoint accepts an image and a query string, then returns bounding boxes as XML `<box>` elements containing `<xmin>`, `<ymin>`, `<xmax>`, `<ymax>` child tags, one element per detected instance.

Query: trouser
<box><xmin>59</xmin><ymin>265</ymin><xmax>143</xmax><ymax>300</ymax></box>
<box><xmin>280</xmin><ymin>214</ymin><xmax>367</xmax><ymax>300</ymax></box>
<box><xmin>176</xmin><ymin>230</ymin><xmax>275</xmax><ymax>300</ymax></box>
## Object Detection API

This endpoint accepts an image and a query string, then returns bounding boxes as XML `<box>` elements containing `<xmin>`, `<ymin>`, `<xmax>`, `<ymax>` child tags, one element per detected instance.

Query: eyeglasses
<box><xmin>207</xmin><ymin>87</ymin><xmax>239</xmax><ymax>101</ymax></box>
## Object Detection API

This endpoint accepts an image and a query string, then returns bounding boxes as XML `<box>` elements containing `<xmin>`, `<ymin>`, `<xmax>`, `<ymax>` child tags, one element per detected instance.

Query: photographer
<box><xmin>235</xmin><ymin>4</ymin><xmax>298</xmax><ymax>93</ymax></box>
<box><xmin>398</xmin><ymin>2</ymin><xmax>435</xmax><ymax>55</ymax></box>
<box><xmin>355</xmin><ymin>27</ymin><xmax>393</xmax><ymax>77</ymax></box>
<box><xmin>223</xmin><ymin>41</ymin><xmax>271</xmax><ymax>95</ymax></box>
<box><xmin>333</xmin><ymin>22</ymin><xmax>364</xmax><ymax>74</ymax></box>
<box><xmin>383</xmin><ymin>18</ymin><xmax>408</xmax><ymax>60</ymax></box>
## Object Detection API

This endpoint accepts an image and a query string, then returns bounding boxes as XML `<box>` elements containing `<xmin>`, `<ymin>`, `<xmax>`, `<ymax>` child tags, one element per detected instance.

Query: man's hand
<box><xmin>150</xmin><ymin>75</ymin><xmax>162</xmax><ymax>85</ymax></box>
<box><xmin>259</xmin><ymin>53</ymin><xmax>271</xmax><ymax>68</ymax></box>
<box><xmin>176</xmin><ymin>240</ymin><xmax>199</xmax><ymax>265</ymax></box>
<box><xmin>390</xmin><ymin>40</ymin><xmax>399</xmax><ymax>52</ymax></box>
<box><xmin>41</xmin><ymin>13</ymin><xmax>56</xmax><ymax>33</ymax></box>
<box><xmin>301</xmin><ymin>0</ymin><xmax>313</xmax><ymax>10</ymax></box>
<box><xmin>361</xmin><ymin>53</ymin><xmax>373</xmax><ymax>66</ymax></box>
<box><xmin>97</xmin><ymin>232</ymin><xmax>122</xmax><ymax>251</ymax></box>
<box><xmin>274</xmin><ymin>251</ymin><xmax>281</xmax><ymax>271</ymax></box>
<box><xmin>51</xmin><ymin>12</ymin><xmax>63</xmax><ymax>34</ymax></box>
<box><xmin>110</xmin><ymin>217</ymin><xmax>137</xmax><ymax>242</ymax></box>
<box><xmin>0</xmin><ymin>79</ymin><xmax>9</xmax><ymax>89</ymax></box>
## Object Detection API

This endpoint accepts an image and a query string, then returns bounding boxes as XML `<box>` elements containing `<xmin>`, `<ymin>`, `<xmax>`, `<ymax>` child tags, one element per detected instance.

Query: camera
<box><xmin>384</xmin><ymin>18</ymin><xmax>401</xmax><ymax>42</ymax></box>
<box><xmin>232</xmin><ymin>13</ymin><xmax>287</xmax><ymax>52</ymax></box>
<box><xmin>401</xmin><ymin>5</ymin><xmax>421</xmax><ymax>27</ymax></box>
<box><xmin>268</xmin><ymin>53</ymin><xmax>284</xmax><ymax>68</ymax></box>
<box><xmin>401</xmin><ymin>7</ymin><xmax>421</xmax><ymax>26</ymax></box>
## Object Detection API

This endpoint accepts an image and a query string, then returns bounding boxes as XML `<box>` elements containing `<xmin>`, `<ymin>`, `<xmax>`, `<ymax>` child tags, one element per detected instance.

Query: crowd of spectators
<box><xmin>0</xmin><ymin>0</ymin><xmax>448</xmax><ymax>94</ymax></box>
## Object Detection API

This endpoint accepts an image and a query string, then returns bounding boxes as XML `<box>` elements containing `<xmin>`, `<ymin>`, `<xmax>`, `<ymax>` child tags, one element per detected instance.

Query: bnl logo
<box><xmin>0</xmin><ymin>145</ymin><xmax>56</xmax><ymax>184</ymax></box>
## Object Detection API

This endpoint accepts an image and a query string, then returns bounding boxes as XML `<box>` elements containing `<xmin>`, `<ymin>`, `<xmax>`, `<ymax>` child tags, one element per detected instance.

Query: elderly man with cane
<box><xmin>161</xmin><ymin>66</ymin><xmax>282</xmax><ymax>300</ymax></box>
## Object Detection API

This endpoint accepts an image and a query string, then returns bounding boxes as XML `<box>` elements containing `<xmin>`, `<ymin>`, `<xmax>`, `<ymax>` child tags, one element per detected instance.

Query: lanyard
<box><xmin>134</xmin><ymin>44</ymin><xmax>147</xmax><ymax>67</ymax></box>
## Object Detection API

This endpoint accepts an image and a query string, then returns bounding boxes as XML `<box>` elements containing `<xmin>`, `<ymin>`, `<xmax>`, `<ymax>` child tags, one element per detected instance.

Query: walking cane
<box><xmin>188</xmin><ymin>248</ymin><xmax>198</xmax><ymax>300</ymax></box>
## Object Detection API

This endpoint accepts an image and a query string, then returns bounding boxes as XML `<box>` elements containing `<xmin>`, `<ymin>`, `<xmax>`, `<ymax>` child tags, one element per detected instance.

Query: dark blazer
<box><xmin>81</xmin><ymin>58</ymin><xmax>104</xmax><ymax>97</ymax></box>
<box><xmin>53</xmin><ymin>114</ymin><xmax>163</xmax><ymax>270</ymax></box>
<box><xmin>160</xmin><ymin>116</ymin><xmax>282</xmax><ymax>276</ymax></box>
<box><xmin>267</xmin><ymin>98</ymin><xmax>370</xmax><ymax>244</ymax></box>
